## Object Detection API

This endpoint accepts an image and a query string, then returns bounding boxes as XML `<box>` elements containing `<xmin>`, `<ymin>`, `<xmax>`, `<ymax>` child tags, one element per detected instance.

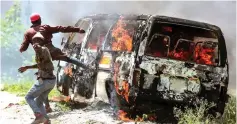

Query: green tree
<box><xmin>1</xmin><ymin>1</ymin><xmax>25</xmax><ymax>47</ymax></box>
<box><xmin>1</xmin><ymin>0</ymin><xmax>34</xmax><ymax>81</ymax></box>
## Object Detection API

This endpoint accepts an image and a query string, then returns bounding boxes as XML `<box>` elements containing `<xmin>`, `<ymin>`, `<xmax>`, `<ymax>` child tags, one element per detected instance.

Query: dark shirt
<box><xmin>35</xmin><ymin>46</ymin><xmax>55</xmax><ymax>79</ymax></box>
<box><xmin>20</xmin><ymin>24</ymin><xmax>81</xmax><ymax>52</ymax></box>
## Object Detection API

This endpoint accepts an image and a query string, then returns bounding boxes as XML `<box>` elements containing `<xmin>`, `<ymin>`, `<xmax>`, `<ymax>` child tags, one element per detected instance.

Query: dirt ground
<box><xmin>0</xmin><ymin>91</ymin><xmax>155</xmax><ymax>124</ymax></box>
<box><xmin>1</xmin><ymin>89</ymin><xmax>235</xmax><ymax>124</ymax></box>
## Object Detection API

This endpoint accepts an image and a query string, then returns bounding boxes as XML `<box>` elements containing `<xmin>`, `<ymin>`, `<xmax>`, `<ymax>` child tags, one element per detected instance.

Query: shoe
<box><xmin>31</xmin><ymin>113</ymin><xmax>47</xmax><ymax>124</ymax></box>
<box><xmin>46</xmin><ymin>106</ymin><xmax>52</xmax><ymax>113</ymax></box>
<box><xmin>44</xmin><ymin>119</ymin><xmax>51</xmax><ymax>124</ymax></box>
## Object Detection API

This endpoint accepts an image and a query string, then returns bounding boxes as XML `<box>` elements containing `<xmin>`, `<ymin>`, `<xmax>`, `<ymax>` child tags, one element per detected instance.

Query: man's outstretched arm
<box><xmin>25</xmin><ymin>64</ymin><xmax>38</xmax><ymax>69</ymax></box>
<box><xmin>19</xmin><ymin>32</ymin><xmax>30</xmax><ymax>53</ymax></box>
<box><xmin>43</xmin><ymin>25</ymin><xmax>85</xmax><ymax>34</ymax></box>
<box><xmin>18</xmin><ymin>64</ymin><xmax>38</xmax><ymax>73</ymax></box>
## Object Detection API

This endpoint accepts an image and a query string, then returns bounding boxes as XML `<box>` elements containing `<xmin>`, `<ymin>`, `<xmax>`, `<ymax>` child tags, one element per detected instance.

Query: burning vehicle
<box><xmin>57</xmin><ymin>14</ymin><xmax>229</xmax><ymax>120</ymax></box>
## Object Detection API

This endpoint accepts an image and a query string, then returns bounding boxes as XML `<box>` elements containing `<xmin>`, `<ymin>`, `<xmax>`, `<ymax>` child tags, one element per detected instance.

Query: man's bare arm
<box><xmin>18</xmin><ymin>64</ymin><xmax>37</xmax><ymax>73</ymax></box>
<box><xmin>25</xmin><ymin>64</ymin><xmax>38</xmax><ymax>69</ymax></box>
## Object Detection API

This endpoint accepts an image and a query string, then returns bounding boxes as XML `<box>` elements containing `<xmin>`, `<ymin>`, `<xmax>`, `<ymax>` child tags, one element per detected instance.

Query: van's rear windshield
<box><xmin>145</xmin><ymin>22</ymin><xmax>219</xmax><ymax>66</ymax></box>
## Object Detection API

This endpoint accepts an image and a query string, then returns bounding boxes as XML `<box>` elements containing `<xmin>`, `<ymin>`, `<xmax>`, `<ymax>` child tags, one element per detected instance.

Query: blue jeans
<box><xmin>25</xmin><ymin>79</ymin><xmax>56</xmax><ymax>118</ymax></box>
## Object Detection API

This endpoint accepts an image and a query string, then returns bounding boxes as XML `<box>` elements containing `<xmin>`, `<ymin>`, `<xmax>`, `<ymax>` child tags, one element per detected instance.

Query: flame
<box><xmin>118</xmin><ymin>110</ymin><xmax>132</xmax><ymax>122</ymax></box>
<box><xmin>117</xmin><ymin>110</ymin><xmax>157</xmax><ymax>122</ymax></box>
<box><xmin>111</xmin><ymin>19</ymin><xmax>133</xmax><ymax>51</ymax></box>
<box><xmin>121</xmin><ymin>81</ymin><xmax>129</xmax><ymax>103</ymax></box>
<box><xmin>64</xmin><ymin>65</ymin><xmax>73</xmax><ymax>77</ymax></box>
<box><xmin>113</xmin><ymin>63</ymin><xmax>130</xmax><ymax>103</ymax></box>
<box><xmin>148</xmin><ymin>115</ymin><xmax>157</xmax><ymax>121</ymax></box>
<box><xmin>113</xmin><ymin>63</ymin><xmax>120</xmax><ymax>93</ymax></box>
<box><xmin>195</xmin><ymin>45</ymin><xmax>215</xmax><ymax>65</ymax></box>
<box><xmin>168</xmin><ymin>44</ymin><xmax>215</xmax><ymax>65</ymax></box>
<box><xmin>153</xmin><ymin>52</ymin><xmax>163</xmax><ymax>57</ymax></box>
<box><xmin>169</xmin><ymin>50</ymin><xmax>190</xmax><ymax>61</ymax></box>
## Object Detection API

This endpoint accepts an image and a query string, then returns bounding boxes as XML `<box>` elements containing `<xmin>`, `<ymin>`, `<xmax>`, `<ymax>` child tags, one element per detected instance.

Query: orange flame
<box><xmin>111</xmin><ymin>19</ymin><xmax>133</xmax><ymax>51</ymax></box>
<box><xmin>168</xmin><ymin>44</ymin><xmax>215</xmax><ymax>65</ymax></box>
<box><xmin>121</xmin><ymin>81</ymin><xmax>129</xmax><ymax>103</ymax></box>
<box><xmin>195</xmin><ymin>45</ymin><xmax>215</xmax><ymax>65</ymax></box>
<box><xmin>169</xmin><ymin>50</ymin><xmax>190</xmax><ymax>61</ymax></box>
<box><xmin>117</xmin><ymin>110</ymin><xmax>157</xmax><ymax>122</ymax></box>
<box><xmin>113</xmin><ymin>63</ymin><xmax>130</xmax><ymax>103</ymax></box>
<box><xmin>118</xmin><ymin>110</ymin><xmax>133</xmax><ymax>122</ymax></box>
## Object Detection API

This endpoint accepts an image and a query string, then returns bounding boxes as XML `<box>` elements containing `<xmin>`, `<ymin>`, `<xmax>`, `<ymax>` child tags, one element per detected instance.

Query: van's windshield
<box><xmin>85</xmin><ymin>20</ymin><xmax>115</xmax><ymax>50</ymax></box>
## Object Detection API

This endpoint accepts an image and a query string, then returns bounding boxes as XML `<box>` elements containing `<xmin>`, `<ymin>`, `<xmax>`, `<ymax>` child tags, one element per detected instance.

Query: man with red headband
<box><xmin>20</xmin><ymin>13</ymin><xmax>88</xmax><ymax>68</ymax></box>
<box><xmin>19</xmin><ymin>13</ymin><xmax>88</xmax><ymax>115</ymax></box>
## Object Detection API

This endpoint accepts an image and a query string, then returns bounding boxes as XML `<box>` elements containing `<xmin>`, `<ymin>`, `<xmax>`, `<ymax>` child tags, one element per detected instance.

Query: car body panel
<box><xmin>57</xmin><ymin>14</ymin><xmax>229</xmax><ymax>113</ymax></box>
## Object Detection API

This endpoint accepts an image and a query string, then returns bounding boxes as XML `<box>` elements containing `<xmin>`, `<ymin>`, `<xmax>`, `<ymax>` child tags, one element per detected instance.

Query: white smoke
<box><xmin>18</xmin><ymin>1</ymin><xmax>237</xmax><ymax>88</ymax></box>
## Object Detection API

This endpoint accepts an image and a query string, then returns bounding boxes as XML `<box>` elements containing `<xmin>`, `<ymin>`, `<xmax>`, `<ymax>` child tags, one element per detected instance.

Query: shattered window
<box><xmin>146</xmin><ymin>22</ymin><xmax>219</xmax><ymax>66</ymax></box>
<box><xmin>169</xmin><ymin>39</ymin><xmax>195</xmax><ymax>61</ymax></box>
<box><xmin>145</xmin><ymin>34</ymin><xmax>170</xmax><ymax>58</ymax></box>
<box><xmin>194</xmin><ymin>39</ymin><xmax>219</xmax><ymax>65</ymax></box>
<box><xmin>67</xmin><ymin>19</ymin><xmax>92</xmax><ymax>45</ymax></box>
<box><xmin>104</xmin><ymin>18</ymin><xmax>139</xmax><ymax>52</ymax></box>
<box><xmin>85</xmin><ymin>20</ymin><xmax>114</xmax><ymax>50</ymax></box>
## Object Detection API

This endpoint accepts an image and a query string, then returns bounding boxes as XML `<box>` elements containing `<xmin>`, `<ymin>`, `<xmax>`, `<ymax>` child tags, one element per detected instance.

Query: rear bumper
<box><xmin>136</xmin><ymin>90</ymin><xmax>199</xmax><ymax>105</ymax></box>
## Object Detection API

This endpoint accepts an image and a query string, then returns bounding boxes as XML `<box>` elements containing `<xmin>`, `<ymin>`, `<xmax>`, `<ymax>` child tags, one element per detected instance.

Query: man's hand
<box><xmin>79</xmin><ymin>29</ymin><xmax>85</xmax><ymax>33</ymax></box>
<box><xmin>19</xmin><ymin>49</ymin><xmax>24</xmax><ymax>53</ymax></box>
<box><xmin>18</xmin><ymin>66</ymin><xmax>28</xmax><ymax>73</ymax></box>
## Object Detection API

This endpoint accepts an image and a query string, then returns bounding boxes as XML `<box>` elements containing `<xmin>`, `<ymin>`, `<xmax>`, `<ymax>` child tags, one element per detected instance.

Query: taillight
<box><xmin>99</xmin><ymin>52</ymin><xmax>112</xmax><ymax>69</ymax></box>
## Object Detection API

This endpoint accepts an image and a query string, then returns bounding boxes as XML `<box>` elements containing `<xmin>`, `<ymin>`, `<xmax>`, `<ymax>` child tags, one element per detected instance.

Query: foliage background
<box><xmin>1</xmin><ymin>1</ymin><xmax>35</xmax><ymax>83</ymax></box>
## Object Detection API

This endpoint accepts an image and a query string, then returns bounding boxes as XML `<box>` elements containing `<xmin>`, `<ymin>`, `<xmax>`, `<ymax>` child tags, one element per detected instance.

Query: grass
<box><xmin>2</xmin><ymin>78</ymin><xmax>70</xmax><ymax>111</ymax></box>
<box><xmin>55</xmin><ymin>101</ymin><xmax>71</xmax><ymax>112</ymax></box>
<box><xmin>2</xmin><ymin>78</ymin><xmax>61</xmax><ymax>99</ymax></box>
<box><xmin>2</xmin><ymin>79</ymin><xmax>33</xmax><ymax>97</ymax></box>
<box><xmin>48</xmin><ymin>87</ymin><xmax>61</xmax><ymax>99</ymax></box>
<box><xmin>176</xmin><ymin>96</ymin><xmax>236</xmax><ymax>124</ymax></box>
<box><xmin>19</xmin><ymin>100</ymin><xmax>27</xmax><ymax>105</ymax></box>
<box><xmin>219</xmin><ymin>96</ymin><xmax>236</xmax><ymax>124</ymax></box>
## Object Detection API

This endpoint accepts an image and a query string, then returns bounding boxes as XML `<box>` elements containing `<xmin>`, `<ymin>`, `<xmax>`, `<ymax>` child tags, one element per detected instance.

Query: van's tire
<box><xmin>215</xmin><ymin>87</ymin><xmax>229</xmax><ymax>117</ymax></box>
<box><xmin>206</xmin><ymin>86</ymin><xmax>229</xmax><ymax>118</ymax></box>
